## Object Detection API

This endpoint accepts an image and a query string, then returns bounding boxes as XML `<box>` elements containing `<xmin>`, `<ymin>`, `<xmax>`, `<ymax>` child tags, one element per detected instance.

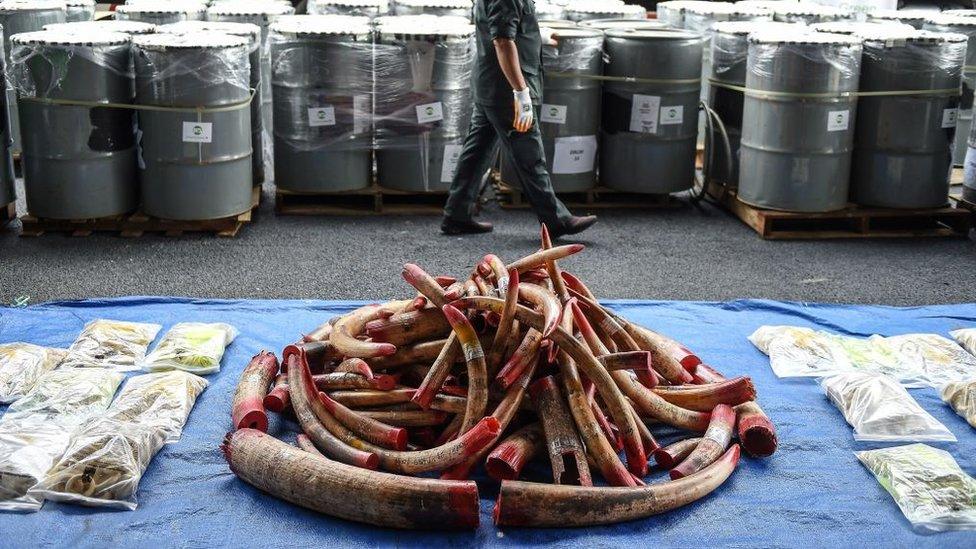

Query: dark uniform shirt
<box><xmin>472</xmin><ymin>0</ymin><xmax>543</xmax><ymax>106</ymax></box>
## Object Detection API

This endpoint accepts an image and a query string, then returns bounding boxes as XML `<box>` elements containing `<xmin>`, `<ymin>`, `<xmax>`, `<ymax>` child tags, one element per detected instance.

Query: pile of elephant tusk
<box><xmin>223</xmin><ymin>227</ymin><xmax>777</xmax><ymax>530</ymax></box>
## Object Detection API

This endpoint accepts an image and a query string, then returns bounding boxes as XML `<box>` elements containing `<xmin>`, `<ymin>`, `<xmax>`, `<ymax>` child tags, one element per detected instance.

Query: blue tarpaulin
<box><xmin>0</xmin><ymin>297</ymin><xmax>974</xmax><ymax>548</ymax></box>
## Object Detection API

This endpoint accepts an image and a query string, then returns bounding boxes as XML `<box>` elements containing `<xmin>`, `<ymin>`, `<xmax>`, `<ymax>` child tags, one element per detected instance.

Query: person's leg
<box><xmin>483</xmin><ymin>103</ymin><xmax>572</xmax><ymax>226</ymax></box>
<box><xmin>444</xmin><ymin>104</ymin><xmax>499</xmax><ymax>222</ymax></box>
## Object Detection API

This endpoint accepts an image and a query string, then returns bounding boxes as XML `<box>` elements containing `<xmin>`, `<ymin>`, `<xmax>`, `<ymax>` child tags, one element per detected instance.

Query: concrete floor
<box><xmin>1</xmin><ymin>181</ymin><xmax>974</xmax><ymax>306</ymax></box>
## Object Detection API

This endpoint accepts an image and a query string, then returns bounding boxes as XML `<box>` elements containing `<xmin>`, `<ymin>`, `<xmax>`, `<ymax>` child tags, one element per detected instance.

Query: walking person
<box><xmin>441</xmin><ymin>0</ymin><xmax>597</xmax><ymax>237</ymax></box>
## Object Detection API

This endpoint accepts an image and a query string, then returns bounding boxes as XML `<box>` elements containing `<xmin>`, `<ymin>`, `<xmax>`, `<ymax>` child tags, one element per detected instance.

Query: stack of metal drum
<box><xmin>923</xmin><ymin>14</ymin><xmax>976</xmax><ymax>166</ymax></box>
<box><xmin>392</xmin><ymin>0</ymin><xmax>472</xmax><ymax>18</ymax></box>
<box><xmin>115</xmin><ymin>2</ymin><xmax>206</xmax><ymax>26</ymax></box>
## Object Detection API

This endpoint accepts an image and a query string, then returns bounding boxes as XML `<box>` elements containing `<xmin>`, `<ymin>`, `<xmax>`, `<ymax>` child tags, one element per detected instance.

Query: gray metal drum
<box><xmin>867</xmin><ymin>9</ymin><xmax>927</xmax><ymax>30</ymax></box>
<box><xmin>772</xmin><ymin>4</ymin><xmax>850</xmax><ymax>24</ymax></box>
<box><xmin>0</xmin><ymin>32</ymin><xmax>13</xmax><ymax>208</ymax></box>
<box><xmin>738</xmin><ymin>31</ymin><xmax>862</xmax><ymax>212</ymax></box>
<box><xmin>158</xmin><ymin>20</ymin><xmax>264</xmax><ymax>185</ymax></box>
<box><xmin>923</xmin><ymin>15</ymin><xmax>976</xmax><ymax>166</ymax></box>
<box><xmin>0</xmin><ymin>1</ymin><xmax>66</xmax><ymax>156</ymax></box>
<box><xmin>12</xmin><ymin>30</ymin><xmax>137</xmax><ymax>219</ymax></box>
<box><xmin>393</xmin><ymin>0</ymin><xmax>471</xmax><ymax>18</ymax></box>
<box><xmin>539</xmin><ymin>19</ymin><xmax>579</xmax><ymax>30</ymax></box>
<box><xmin>654</xmin><ymin>1</ymin><xmax>711</xmax><ymax>28</ymax></box>
<box><xmin>206</xmin><ymin>2</ymin><xmax>295</xmax><ymax>178</ymax></box>
<box><xmin>374</xmin><ymin>16</ymin><xmax>475</xmax><ymax>191</ymax></box>
<box><xmin>115</xmin><ymin>4</ymin><xmax>206</xmax><ymax>26</ymax></box>
<box><xmin>964</xmin><ymin>119</ymin><xmax>976</xmax><ymax>202</ymax></box>
<box><xmin>534</xmin><ymin>2</ymin><xmax>564</xmax><ymax>21</ymax></box>
<box><xmin>600</xmin><ymin>29</ymin><xmax>702</xmax><ymax>194</ymax></box>
<box><xmin>270</xmin><ymin>15</ymin><xmax>373</xmax><ymax>192</ymax></box>
<box><xmin>65</xmin><ymin>0</ymin><xmax>94</xmax><ymax>22</ymax></box>
<box><xmin>849</xmin><ymin>29</ymin><xmax>966</xmax><ymax>209</ymax></box>
<box><xmin>708</xmin><ymin>21</ymin><xmax>798</xmax><ymax>186</ymax></box>
<box><xmin>563</xmin><ymin>2</ymin><xmax>646</xmax><ymax>22</ymax></box>
<box><xmin>133</xmin><ymin>32</ymin><xmax>253</xmax><ymax>219</ymax></box>
<box><xmin>579</xmin><ymin>18</ymin><xmax>668</xmax><ymax>30</ymax></box>
<box><xmin>501</xmin><ymin>27</ymin><xmax>603</xmax><ymax>192</ymax></box>
<box><xmin>45</xmin><ymin>20</ymin><xmax>158</xmax><ymax>35</ymax></box>
<box><xmin>309</xmin><ymin>0</ymin><xmax>387</xmax><ymax>18</ymax></box>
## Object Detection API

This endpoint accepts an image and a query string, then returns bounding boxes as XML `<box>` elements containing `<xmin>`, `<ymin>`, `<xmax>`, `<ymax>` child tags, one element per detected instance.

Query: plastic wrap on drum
<box><xmin>309</xmin><ymin>0</ymin><xmax>388</xmax><ymax>17</ymax></box>
<box><xmin>923</xmin><ymin>14</ymin><xmax>976</xmax><ymax>166</ymax></box>
<box><xmin>64</xmin><ymin>0</ymin><xmax>93</xmax><ymax>22</ymax></box>
<box><xmin>392</xmin><ymin>0</ymin><xmax>471</xmax><ymax>19</ymax></box>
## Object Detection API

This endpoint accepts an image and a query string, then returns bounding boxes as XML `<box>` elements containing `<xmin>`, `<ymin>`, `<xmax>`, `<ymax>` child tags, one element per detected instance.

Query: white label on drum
<box><xmin>629</xmin><ymin>94</ymin><xmax>660</xmax><ymax>134</ymax></box>
<box><xmin>416</xmin><ymin>102</ymin><xmax>444</xmax><ymax>124</ymax></box>
<box><xmin>541</xmin><ymin>104</ymin><xmax>567</xmax><ymax>124</ymax></box>
<box><xmin>353</xmin><ymin>94</ymin><xmax>370</xmax><ymax>134</ymax></box>
<box><xmin>552</xmin><ymin>135</ymin><xmax>597</xmax><ymax>175</ymax></box>
<box><xmin>827</xmin><ymin>110</ymin><xmax>849</xmax><ymax>132</ymax></box>
<box><xmin>182</xmin><ymin>121</ymin><xmax>212</xmax><ymax>143</ymax></box>
<box><xmin>942</xmin><ymin>108</ymin><xmax>958</xmax><ymax>129</ymax></box>
<box><xmin>659</xmin><ymin>105</ymin><xmax>683</xmax><ymax>125</ymax></box>
<box><xmin>441</xmin><ymin>143</ymin><xmax>463</xmax><ymax>183</ymax></box>
<box><xmin>308</xmin><ymin>106</ymin><xmax>336</xmax><ymax>127</ymax></box>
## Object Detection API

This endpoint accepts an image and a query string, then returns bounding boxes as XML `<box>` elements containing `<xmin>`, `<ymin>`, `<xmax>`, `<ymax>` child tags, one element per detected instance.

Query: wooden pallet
<box><xmin>707</xmin><ymin>182</ymin><xmax>971</xmax><ymax>240</ymax></box>
<box><xmin>275</xmin><ymin>185</ymin><xmax>452</xmax><ymax>216</ymax></box>
<box><xmin>19</xmin><ymin>186</ymin><xmax>260</xmax><ymax>238</ymax></box>
<box><xmin>1</xmin><ymin>201</ymin><xmax>14</xmax><ymax>226</ymax></box>
<box><xmin>495</xmin><ymin>180</ymin><xmax>682</xmax><ymax>210</ymax></box>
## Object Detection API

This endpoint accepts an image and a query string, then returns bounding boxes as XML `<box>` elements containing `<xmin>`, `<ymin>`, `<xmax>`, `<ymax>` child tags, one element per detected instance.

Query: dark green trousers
<box><xmin>444</xmin><ymin>102</ymin><xmax>571</xmax><ymax>225</ymax></box>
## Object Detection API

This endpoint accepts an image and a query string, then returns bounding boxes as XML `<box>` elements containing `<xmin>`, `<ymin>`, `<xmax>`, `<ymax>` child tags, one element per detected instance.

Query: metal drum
<box><xmin>206</xmin><ymin>1</ymin><xmax>295</xmax><ymax>177</ymax></box>
<box><xmin>501</xmin><ymin>27</ymin><xmax>603</xmax><ymax>192</ymax></box>
<box><xmin>772</xmin><ymin>4</ymin><xmax>850</xmax><ymax>25</ymax></box>
<box><xmin>965</xmin><ymin>120</ymin><xmax>976</xmax><ymax>202</ymax></box>
<box><xmin>393</xmin><ymin>0</ymin><xmax>471</xmax><ymax>18</ymax></box>
<box><xmin>0</xmin><ymin>0</ymin><xmax>66</xmax><ymax>156</ymax></box>
<box><xmin>600</xmin><ymin>29</ymin><xmax>702</xmax><ymax>193</ymax></box>
<box><xmin>867</xmin><ymin>9</ymin><xmax>927</xmax><ymax>30</ymax></box>
<box><xmin>45</xmin><ymin>20</ymin><xmax>158</xmax><ymax>35</ymax></box>
<box><xmin>924</xmin><ymin>14</ymin><xmax>976</xmax><ymax>166</ymax></box>
<box><xmin>0</xmin><ymin>29</ymin><xmax>12</xmax><ymax>208</ymax></box>
<box><xmin>65</xmin><ymin>0</ymin><xmax>93</xmax><ymax>22</ymax></box>
<box><xmin>708</xmin><ymin>21</ymin><xmax>798</xmax><ymax>186</ymax></box>
<box><xmin>655</xmin><ymin>1</ymin><xmax>711</xmax><ymax>28</ymax></box>
<box><xmin>540</xmin><ymin>19</ymin><xmax>579</xmax><ymax>30</ymax></box>
<box><xmin>374</xmin><ymin>15</ymin><xmax>475</xmax><ymax>191</ymax></box>
<box><xmin>738</xmin><ymin>31</ymin><xmax>862</xmax><ymax>212</ymax></box>
<box><xmin>309</xmin><ymin>0</ymin><xmax>387</xmax><ymax>17</ymax></box>
<box><xmin>115</xmin><ymin>3</ymin><xmax>206</xmax><ymax>25</ymax></box>
<box><xmin>269</xmin><ymin>15</ymin><xmax>373</xmax><ymax>192</ymax></box>
<box><xmin>848</xmin><ymin>29</ymin><xmax>966</xmax><ymax>209</ymax></box>
<box><xmin>579</xmin><ymin>18</ymin><xmax>668</xmax><ymax>30</ymax></box>
<box><xmin>564</xmin><ymin>1</ymin><xmax>646</xmax><ymax>23</ymax></box>
<box><xmin>159</xmin><ymin>20</ymin><xmax>265</xmax><ymax>185</ymax></box>
<box><xmin>11</xmin><ymin>30</ymin><xmax>136</xmax><ymax>219</ymax></box>
<box><xmin>535</xmin><ymin>1</ymin><xmax>564</xmax><ymax>21</ymax></box>
<box><xmin>133</xmin><ymin>31</ymin><xmax>253</xmax><ymax>219</ymax></box>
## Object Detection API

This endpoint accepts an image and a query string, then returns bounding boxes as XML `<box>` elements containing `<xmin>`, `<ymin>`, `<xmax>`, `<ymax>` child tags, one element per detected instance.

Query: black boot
<box><xmin>548</xmin><ymin>215</ymin><xmax>597</xmax><ymax>238</ymax></box>
<box><xmin>441</xmin><ymin>217</ymin><xmax>494</xmax><ymax>235</ymax></box>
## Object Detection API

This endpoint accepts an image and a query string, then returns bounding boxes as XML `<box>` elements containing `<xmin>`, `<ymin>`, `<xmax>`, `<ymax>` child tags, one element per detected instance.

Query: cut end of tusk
<box><xmin>447</xmin><ymin>482</ymin><xmax>481</xmax><ymax>529</ymax></box>
<box><xmin>233</xmin><ymin>397</ymin><xmax>269</xmax><ymax>432</ymax></box>
<box><xmin>371</xmin><ymin>374</ymin><xmax>397</xmax><ymax>391</ymax></box>
<box><xmin>263</xmin><ymin>387</ymin><xmax>289</xmax><ymax>413</ymax></box>
<box><xmin>739</xmin><ymin>415</ymin><xmax>778</xmax><ymax>458</ymax></box>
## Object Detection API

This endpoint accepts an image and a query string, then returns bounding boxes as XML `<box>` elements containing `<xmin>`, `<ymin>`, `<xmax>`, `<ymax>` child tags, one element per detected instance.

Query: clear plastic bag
<box><xmin>61</xmin><ymin>319</ymin><xmax>162</xmax><ymax>371</ymax></box>
<box><xmin>856</xmin><ymin>444</ymin><xmax>976</xmax><ymax>532</ymax></box>
<box><xmin>749</xmin><ymin>325</ymin><xmax>852</xmax><ymax>377</ymax></box>
<box><xmin>871</xmin><ymin>334</ymin><xmax>976</xmax><ymax>389</ymax></box>
<box><xmin>821</xmin><ymin>372</ymin><xmax>956</xmax><ymax>442</ymax></box>
<box><xmin>30</xmin><ymin>371</ymin><xmax>207</xmax><ymax>509</ymax></box>
<box><xmin>0</xmin><ymin>368</ymin><xmax>123</xmax><ymax>511</ymax></box>
<box><xmin>0</xmin><ymin>343</ymin><xmax>66</xmax><ymax>404</ymax></box>
<box><xmin>941</xmin><ymin>379</ymin><xmax>976</xmax><ymax>429</ymax></box>
<box><xmin>951</xmin><ymin>328</ymin><xmax>976</xmax><ymax>356</ymax></box>
<box><xmin>142</xmin><ymin>323</ymin><xmax>238</xmax><ymax>375</ymax></box>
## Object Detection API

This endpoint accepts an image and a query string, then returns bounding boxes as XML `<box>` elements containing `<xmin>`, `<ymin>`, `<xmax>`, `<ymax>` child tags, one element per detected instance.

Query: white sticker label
<box><xmin>659</xmin><ymin>105</ymin><xmax>684</xmax><ymax>125</ymax></box>
<box><xmin>182</xmin><ymin>121</ymin><xmax>212</xmax><ymax>143</ymax></box>
<box><xmin>353</xmin><ymin>94</ymin><xmax>370</xmax><ymax>134</ymax></box>
<box><xmin>441</xmin><ymin>143</ymin><xmax>463</xmax><ymax>183</ymax></box>
<box><xmin>416</xmin><ymin>102</ymin><xmax>444</xmax><ymax>124</ymax></box>
<box><xmin>541</xmin><ymin>104</ymin><xmax>567</xmax><ymax>124</ymax></box>
<box><xmin>942</xmin><ymin>107</ymin><xmax>958</xmax><ymax>129</ymax></box>
<box><xmin>552</xmin><ymin>135</ymin><xmax>597</xmax><ymax>175</ymax></box>
<box><xmin>308</xmin><ymin>106</ymin><xmax>336</xmax><ymax>127</ymax></box>
<box><xmin>629</xmin><ymin>94</ymin><xmax>660</xmax><ymax>134</ymax></box>
<box><xmin>826</xmin><ymin>110</ymin><xmax>849</xmax><ymax>132</ymax></box>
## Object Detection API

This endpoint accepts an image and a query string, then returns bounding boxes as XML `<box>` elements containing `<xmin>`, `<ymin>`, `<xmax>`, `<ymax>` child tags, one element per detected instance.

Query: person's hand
<box><xmin>540</xmin><ymin>27</ymin><xmax>558</xmax><ymax>46</ymax></box>
<box><xmin>513</xmin><ymin>87</ymin><xmax>533</xmax><ymax>132</ymax></box>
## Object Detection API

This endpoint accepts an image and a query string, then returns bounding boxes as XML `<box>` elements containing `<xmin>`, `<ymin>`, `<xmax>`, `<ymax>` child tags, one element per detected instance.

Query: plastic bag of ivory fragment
<box><xmin>142</xmin><ymin>322</ymin><xmax>238</xmax><ymax>375</ymax></box>
<box><xmin>856</xmin><ymin>444</ymin><xmax>976</xmax><ymax>532</ymax></box>
<box><xmin>748</xmin><ymin>326</ymin><xmax>853</xmax><ymax>377</ymax></box>
<box><xmin>870</xmin><ymin>334</ymin><xmax>976</xmax><ymax>388</ymax></box>
<box><xmin>821</xmin><ymin>372</ymin><xmax>956</xmax><ymax>442</ymax></box>
<box><xmin>951</xmin><ymin>328</ymin><xmax>976</xmax><ymax>356</ymax></box>
<box><xmin>62</xmin><ymin>319</ymin><xmax>162</xmax><ymax>371</ymax></box>
<box><xmin>0</xmin><ymin>343</ymin><xmax>67</xmax><ymax>403</ymax></box>
<box><xmin>0</xmin><ymin>368</ymin><xmax>123</xmax><ymax>511</ymax></box>
<box><xmin>31</xmin><ymin>372</ymin><xmax>208</xmax><ymax>509</ymax></box>
<box><xmin>941</xmin><ymin>380</ymin><xmax>976</xmax><ymax>429</ymax></box>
